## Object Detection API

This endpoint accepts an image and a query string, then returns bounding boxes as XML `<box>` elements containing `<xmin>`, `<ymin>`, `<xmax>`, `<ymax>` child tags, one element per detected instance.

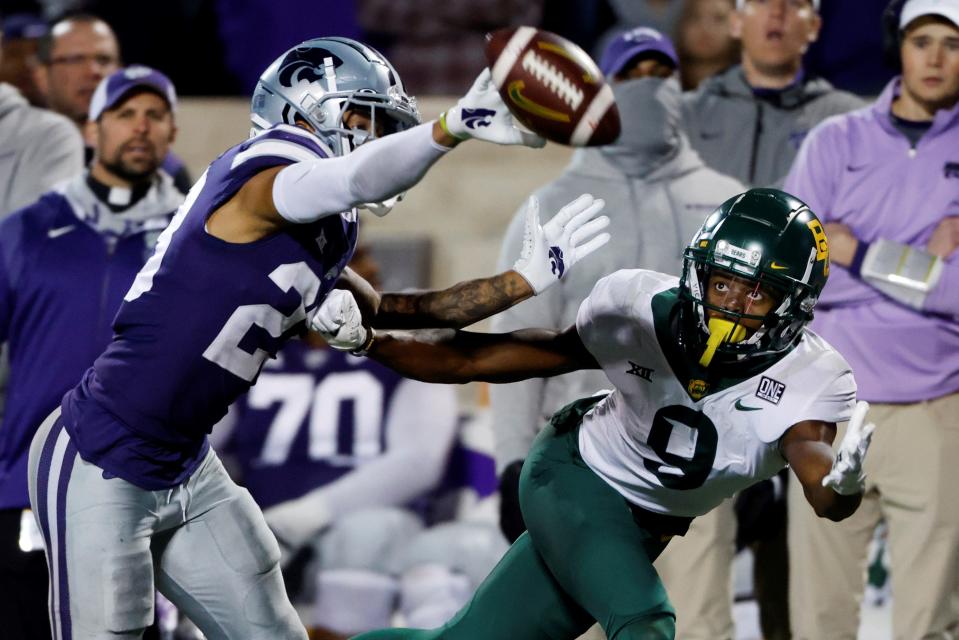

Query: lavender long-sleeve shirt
<box><xmin>784</xmin><ymin>78</ymin><xmax>959</xmax><ymax>403</ymax></box>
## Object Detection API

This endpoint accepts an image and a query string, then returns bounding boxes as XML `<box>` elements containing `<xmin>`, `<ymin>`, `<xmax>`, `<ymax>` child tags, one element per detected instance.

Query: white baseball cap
<box><xmin>899</xmin><ymin>0</ymin><xmax>959</xmax><ymax>30</ymax></box>
<box><xmin>736</xmin><ymin>0</ymin><xmax>819</xmax><ymax>11</ymax></box>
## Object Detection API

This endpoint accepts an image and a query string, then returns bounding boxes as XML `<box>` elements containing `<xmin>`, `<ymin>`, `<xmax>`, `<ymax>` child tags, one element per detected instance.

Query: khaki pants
<box><xmin>788</xmin><ymin>393</ymin><xmax>959</xmax><ymax>640</ymax></box>
<box><xmin>656</xmin><ymin>498</ymin><xmax>736</xmax><ymax>640</ymax></box>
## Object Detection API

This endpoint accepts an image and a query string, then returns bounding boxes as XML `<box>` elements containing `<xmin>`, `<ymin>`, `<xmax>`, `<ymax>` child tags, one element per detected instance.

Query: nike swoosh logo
<box><xmin>770</xmin><ymin>261</ymin><xmax>789</xmax><ymax>270</ymax></box>
<box><xmin>734</xmin><ymin>398</ymin><xmax>763</xmax><ymax>411</ymax></box>
<box><xmin>507</xmin><ymin>80</ymin><xmax>571</xmax><ymax>123</ymax></box>
<box><xmin>47</xmin><ymin>225</ymin><xmax>76</xmax><ymax>239</ymax></box>
<box><xmin>846</xmin><ymin>163</ymin><xmax>869</xmax><ymax>172</ymax></box>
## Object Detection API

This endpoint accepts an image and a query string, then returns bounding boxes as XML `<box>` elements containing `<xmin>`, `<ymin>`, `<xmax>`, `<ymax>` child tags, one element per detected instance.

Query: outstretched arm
<box><xmin>310</xmin><ymin>290</ymin><xmax>601</xmax><ymax>383</ymax></box>
<box><xmin>781</xmin><ymin>402</ymin><xmax>875</xmax><ymax>522</ymax></box>
<box><xmin>366</xmin><ymin>324</ymin><xmax>600</xmax><ymax>384</ymax></box>
<box><xmin>338</xmin><ymin>266</ymin><xmax>534</xmax><ymax>330</ymax></box>
<box><xmin>338</xmin><ymin>194</ymin><xmax>609</xmax><ymax>330</ymax></box>
<box><xmin>208</xmin><ymin>69</ymin><xmax>545</xmax><ymax>242</ymax></box>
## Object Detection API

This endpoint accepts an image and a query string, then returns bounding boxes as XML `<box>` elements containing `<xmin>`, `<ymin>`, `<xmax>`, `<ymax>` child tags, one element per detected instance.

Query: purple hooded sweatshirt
<box><xmin>785</xmin><ymin>77</ymin><xmax>959</xmax><ymax>403</ymax></box>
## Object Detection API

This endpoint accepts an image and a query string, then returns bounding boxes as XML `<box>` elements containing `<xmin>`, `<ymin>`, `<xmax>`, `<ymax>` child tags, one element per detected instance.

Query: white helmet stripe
<box><xmin>800</xmin><ymin>246</ymin><xmax>817</xmax><ymax>284</ymax></box>
<box><xmin>324</xmin><ymin>56</ymin><xmax>337</xmax><ymax>93</ymax></box>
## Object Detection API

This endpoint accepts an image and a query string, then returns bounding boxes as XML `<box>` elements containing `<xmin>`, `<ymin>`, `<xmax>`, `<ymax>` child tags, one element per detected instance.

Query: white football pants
<box><xmin>28</xmin><ymin>408</ymin><xmax>306</xmax><ymax>640</ymax></box>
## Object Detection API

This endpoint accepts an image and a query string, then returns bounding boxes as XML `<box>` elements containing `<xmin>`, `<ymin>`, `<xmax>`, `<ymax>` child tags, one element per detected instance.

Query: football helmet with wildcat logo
<box><xmin>250</xmin><ymin>37</ymin><xmax>420</xmax><ymax>156</ymax></box>
<box><xmin>678</xmin><ymin>188</ymin><xmax>830</xmax><ymax>365</ymax></box>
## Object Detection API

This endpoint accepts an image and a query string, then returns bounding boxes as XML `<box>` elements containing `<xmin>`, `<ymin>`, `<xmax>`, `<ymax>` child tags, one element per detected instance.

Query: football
<box><xmin>485</xmin><ymin>26</ymin><xmax>620</xmax><ymax>147</ymax></box>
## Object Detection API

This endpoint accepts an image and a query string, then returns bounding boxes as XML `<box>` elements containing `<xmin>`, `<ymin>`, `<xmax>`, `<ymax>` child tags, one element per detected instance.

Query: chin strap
<box><xmin>699</xmin><ymin>317</ymin><xmax>747</xmax><ymax>367</ymax></box>
<box><xmin>359</xmin><ymin>193</ymin><xmax>403</xmax><ymax>217</ymax></box>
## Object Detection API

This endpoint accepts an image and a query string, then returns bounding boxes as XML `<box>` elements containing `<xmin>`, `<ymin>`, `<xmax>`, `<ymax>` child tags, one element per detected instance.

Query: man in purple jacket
<box><xmin>0</xmin><ymin>66</ymin><xmax>181</xmax><ymax>640</ymax></box>
<box><xmin>783</xmin><ymin>0</ymin><xmax>959</xmax><ymax>637</ymax></box>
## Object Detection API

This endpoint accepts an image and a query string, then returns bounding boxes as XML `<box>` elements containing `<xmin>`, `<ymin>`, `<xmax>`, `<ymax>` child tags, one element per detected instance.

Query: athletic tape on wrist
<box><xmin>860</xmin><ymin>239</ymin><xmax>943</xmax><ymax>309</ymax></box>
<box><xmin>351</xmin><ymin>328</ymin><xmax>376</xmax><ymax>356</ymax></box>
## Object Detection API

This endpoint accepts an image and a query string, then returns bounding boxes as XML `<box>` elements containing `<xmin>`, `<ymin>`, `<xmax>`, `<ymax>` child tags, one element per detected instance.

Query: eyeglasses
<box><xmin>48</xmin><ymin>53</ymin><xmax>119</xmax><ymax>68</ymax></box>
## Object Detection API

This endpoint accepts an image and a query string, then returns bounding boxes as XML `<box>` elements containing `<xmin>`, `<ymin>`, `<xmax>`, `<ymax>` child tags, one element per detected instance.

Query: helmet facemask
<box><xmin>251</xmin><ymin>80</ymin><xmax>419</xmax><ymax>156</ymax></box>
<box><xmin>301</xmin><ymin>88</ymin><xmax>419</xmax><ymax>155</ymax></box>
<box><xmin>250</xmin><ymin>38</ymin><xmax>421</xmax><ymax>216</ymax></box>
<box><xmin>678</xmin><ymin>188</ymin><xmax>829</xmax><ymax>370</ymax></box>
<box><xmin>680</xmin><ymin>248</ymin><xmax>813</xmax><ymax>368</ymax></box>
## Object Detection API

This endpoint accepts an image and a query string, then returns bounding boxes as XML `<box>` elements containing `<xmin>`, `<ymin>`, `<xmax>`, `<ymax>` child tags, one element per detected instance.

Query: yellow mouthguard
<box><xmin>698</xmin><ymin>317</ymin><xmax>747</xmax><ymax>367</ymax></box>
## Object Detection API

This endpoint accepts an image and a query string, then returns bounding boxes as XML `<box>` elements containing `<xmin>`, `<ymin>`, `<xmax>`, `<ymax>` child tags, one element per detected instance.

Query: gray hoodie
<box><xmin>489</xmin><ymin>78</ymin><xmax>745</xmax><ymax>469</ymax></box>
<box><xmin>0</xmin><ymin>83</ymin><xmax>84</xmax><ymax>218</ymax></box>
<box><xmin>680</xmin><ymin>66</ymin><xmax>864</xmax><ymax>187</ymax></box>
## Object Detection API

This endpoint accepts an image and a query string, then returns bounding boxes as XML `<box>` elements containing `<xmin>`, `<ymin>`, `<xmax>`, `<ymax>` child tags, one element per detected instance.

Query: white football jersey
<box><xmin>575</xmin><ymin>269</ymin><xmax>857</xmax><ymax>518</ymax></box>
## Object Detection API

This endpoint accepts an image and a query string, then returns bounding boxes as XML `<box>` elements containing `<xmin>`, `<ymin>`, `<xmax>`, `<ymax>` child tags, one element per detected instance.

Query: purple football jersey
<box><xmin>225</xmin><ymin>341</ymin><xmax>404</xmax><ymax>509</ymax></box>
<box><xmin>60</xmin><ymin>125</ymin><xmax>358</xmax><ymax>490</ymax></box>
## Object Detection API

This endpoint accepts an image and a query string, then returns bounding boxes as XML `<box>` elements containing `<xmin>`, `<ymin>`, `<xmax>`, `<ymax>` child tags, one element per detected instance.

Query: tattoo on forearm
<box><xmin>375</xmin><ymin>272</ymin><xmax>532</xmax><ymax>329</ymax></box>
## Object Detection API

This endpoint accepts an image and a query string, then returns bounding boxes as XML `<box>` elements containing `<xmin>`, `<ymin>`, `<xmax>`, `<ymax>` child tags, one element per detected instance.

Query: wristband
<box><xmin>439</xmin><ymin>111</ymin><xmax>467</xmax><ymax>141</ymax></box>
<box><xmin>351</xmin><ymin>328</ymin><xmax>376</xmax><ymax>356</ymax></box>
<box><xmin>848</xmin><ymin>239</ymin><xmax>870</xmax><ymax>277</ymax></box>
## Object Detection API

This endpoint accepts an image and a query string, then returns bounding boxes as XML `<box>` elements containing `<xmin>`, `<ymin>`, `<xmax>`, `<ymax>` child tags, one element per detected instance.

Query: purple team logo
<box><xmin>461</xmin><ymin>108</ymin><xmax>496</xmax><ymax>129</ymax></box>
<box><xmin>278</xmin><ymin>47</ymin><xmax>343</xmax><ymax>87</ymax></box>
<box><xmin>549</xmin><ymin>245</ymin><xmax>565</xmax><ymax>278</ymax></box>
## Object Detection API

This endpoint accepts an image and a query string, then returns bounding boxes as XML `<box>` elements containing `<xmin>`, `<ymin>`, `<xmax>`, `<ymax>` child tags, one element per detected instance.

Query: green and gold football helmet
<box><xmin>678</xmin><ymin>188</ymin><xmax>830</xmax><ymax>366</ymax></box>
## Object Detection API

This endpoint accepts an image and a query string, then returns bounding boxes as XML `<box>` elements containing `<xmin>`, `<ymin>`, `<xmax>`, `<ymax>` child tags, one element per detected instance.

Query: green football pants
<box><xmin>353</xmin><ymin>397</ymin><xmax>678</xmax><ymax>640</ymax></box>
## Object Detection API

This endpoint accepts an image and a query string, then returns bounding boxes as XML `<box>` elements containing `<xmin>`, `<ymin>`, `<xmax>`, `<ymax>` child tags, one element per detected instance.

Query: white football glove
<box><xmin>513</xmin><ymin>194</ymin><xmax>610</xmax><ymax>294</ymax></box>
<box><xmin>310</xmin><ymin>289</ymin><xmax>369</xmax><ymax>352</ymax></box>
<box><xmin>822</xmin><ymin>401</ymin><xmax>876</xmax><ymax>495</ymax></box>
<box><xmin>440</xmin><ymin>68</ymin><xmax>546</xmax><ymax>148</ymax></box>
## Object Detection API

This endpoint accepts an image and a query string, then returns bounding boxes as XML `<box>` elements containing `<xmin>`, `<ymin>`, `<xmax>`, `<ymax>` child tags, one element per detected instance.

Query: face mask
<box><xmin>599</xmin><ymin>76</ymin><xmax>682</xmax><ymax>177</ymax></box>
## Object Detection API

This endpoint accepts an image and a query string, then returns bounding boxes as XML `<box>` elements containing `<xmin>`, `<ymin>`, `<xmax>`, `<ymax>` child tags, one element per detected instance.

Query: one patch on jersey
<box><xmin>756</xmin><ymin>376</ymin><xmax>786</xmax><ymax>405</ymax></box>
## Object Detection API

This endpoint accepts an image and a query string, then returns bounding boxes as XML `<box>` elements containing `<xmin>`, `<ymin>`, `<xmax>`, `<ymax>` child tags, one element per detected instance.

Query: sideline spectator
<box><xmin>0</xmin><ymin>65</ymin><xmax>182</xmax><ymax>640</ymax></box>
<box><xmin>675</xmin><ymin>0</ymin><xmax>739</xmax><ymax>90</ymax></box>
<box><xmin>0</xmin><ymin>18</ymin><xmax>85</xmax><ymax>575</ymax></box>
<box><xmin>0</xmin><ymin>82</ymin><xmax>82</xmax><ymax>218</ymax></box>
<box><xmin>0</xmin><ymin>20</ymin><xmax>82</xmax><ymax>218</ymax></box>
<box><xmin>784</xmin><ymin>1</ymin><xmax>959</xmax><ymax>638</ymax></box>
<box><xmin>490</xmin><ymin>27</ymin><xmax>746</xmax><ymax>640</ymax></box>
<box><xmin>33</xmin><ymin>13</ymin><xmax>119</xmax><ymax>128</ymax></box>
<box><xmin>681</xmin><ymin>0</ymin><xmax>863</xmax><ymax>187</ymax></box>
<box><xmin>0</xmin><ymin>13</ymin><xmax>48</xmax><ymax>106</ymax></box>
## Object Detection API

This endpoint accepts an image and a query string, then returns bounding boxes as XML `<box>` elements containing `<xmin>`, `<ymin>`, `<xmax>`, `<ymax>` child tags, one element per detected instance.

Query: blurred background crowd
<box><xmin>0</xmin><ymin>0</ymin><xmax>898</xmax><ymax>99</ymax></box>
